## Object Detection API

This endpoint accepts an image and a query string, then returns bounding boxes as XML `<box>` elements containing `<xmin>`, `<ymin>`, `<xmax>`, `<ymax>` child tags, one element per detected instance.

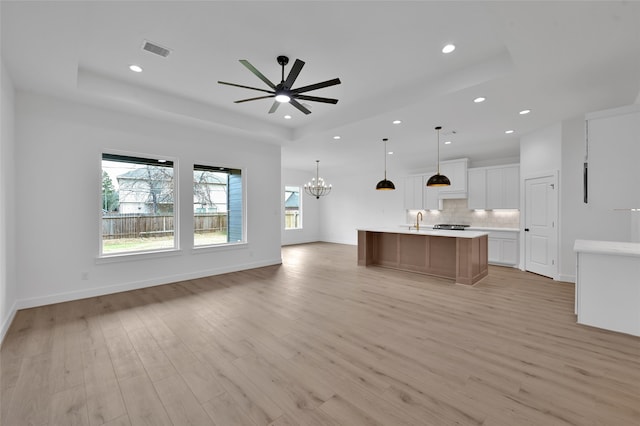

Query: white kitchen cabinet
<box><xmin>467</xmin><ymin>164</ymin><xmax>519</xmax><ymax>209</ymax></box>
<box><xmin>467</xmin><ymin>168</ymin><xmax>486</xmax><ymax>209</ymax></box>
<box><xmin>404</xmin><ymin>174</ymin><xmax>442</xmax><ymax>210</ymax></box>
<box><xmin>437</xmin><ymin>158</ymin><xmax>468</xmax><ymax>199</ymax></box>
<box><xmin>586</xmin><ymin>105</ymin><xmax>640</xmax><ymax>210</ymax></box>
<box><xmin>403</xmin><ymin>175</ymin><xmax>423</xmax><ymax>210</ymax></box>
<box><xmin>487</xmin><ymin>165</ymin><xmax>519</xmax><ymax>209</ymax></box>
<box><xmin>574</xmin><ymin>239</ymin><xmax>640</xmax><ymax>337</ymax></box>
<box><xmin>487</xmin><ymin>230</ymin><xmax>519</xmax><ymax>266</ymax></box>
<box><xmin>422</xmin><ymin>174</ymin><xmax>442</xmax><ymax>210</ymax></box>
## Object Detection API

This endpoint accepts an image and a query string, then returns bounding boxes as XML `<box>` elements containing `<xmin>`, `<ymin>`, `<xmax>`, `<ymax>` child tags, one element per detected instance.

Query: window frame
<box><xmin>192</xmin><ymin>163</ymin><xmax>247</xmax><ymax>249</ymax></box>
<box><xmin>99</xmin><ymin>151</ymin><xmax>179</xmax><ymax>259</ymax></box>
<box><xmin>284</xmin><ymin>185</ymin><xmax>303</xmax><ymax>230</ymax></box>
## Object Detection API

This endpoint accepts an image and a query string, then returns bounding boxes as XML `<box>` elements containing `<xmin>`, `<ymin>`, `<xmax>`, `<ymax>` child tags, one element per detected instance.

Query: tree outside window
<box><xmin>101</xmin><ymin>154</ymin><xmax>176</xmax><ymax>255</ymax></box>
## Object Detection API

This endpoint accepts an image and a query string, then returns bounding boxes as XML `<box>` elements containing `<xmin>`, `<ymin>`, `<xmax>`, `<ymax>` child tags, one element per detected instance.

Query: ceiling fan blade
<box><xmin>239</xmin><ymin>59</ymin><xmax>277</xmax><ymax>90</ymax></box>
<box><xmin>284</xmin><ymin>59</ymin><xmax>305</xmax><ymax>89</ymax></box>
<box><xmin>295</xmin><ymin>94</ymin><xmax>339</xmax><ymax>104</ymax></box>
<box><xmin>290</xmin><ymin>99</ymin><xmax>311</xmax><ymax>115</ymax></box>
<box><xmin>234</xmin><ymin>95</ymin><xmax>275</xmax><ymax>103</ymax></box>
<box><xmin>218</xmin><ymin>81</ymin><xmax>274</xmax><ymax>94</ymax></box>
<box><xmin>292</xmin><ymin>78</ymin><xmax>341</xmax><ymax>94</ymax></box>
<box><xmin>268</xmin><ymin>101</ymin><xmax>280</xmax><ymax>114</ymax></box>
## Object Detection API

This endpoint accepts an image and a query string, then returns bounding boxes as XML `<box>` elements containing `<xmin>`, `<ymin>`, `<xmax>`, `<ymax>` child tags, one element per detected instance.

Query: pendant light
<box><xmin>376</xmin><ymin>138</ymin><xmax>395</xmax><ymax>190</ymax></box>
<box><xmin>304</xmin><ymin>160</ymin><xmax>332</xmax><ymax>199</ymax></box>
<box><xmin>426</xmin><ymin>126</ymin><xmax>451</xmax><ymax>187</ymax></box>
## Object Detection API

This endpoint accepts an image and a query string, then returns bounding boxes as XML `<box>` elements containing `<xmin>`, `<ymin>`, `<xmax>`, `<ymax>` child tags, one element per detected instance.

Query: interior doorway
<box><xmin>524</xmin><ymin>173</ymin><xmax>558</xmax><ymax>279</ymax></box>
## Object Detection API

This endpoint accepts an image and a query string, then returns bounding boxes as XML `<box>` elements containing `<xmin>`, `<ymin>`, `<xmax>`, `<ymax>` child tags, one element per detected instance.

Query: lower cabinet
<box><xmin>487</xmin><ymin>231</ymin><xmax>519</xmax><ymax>266</ymax></box>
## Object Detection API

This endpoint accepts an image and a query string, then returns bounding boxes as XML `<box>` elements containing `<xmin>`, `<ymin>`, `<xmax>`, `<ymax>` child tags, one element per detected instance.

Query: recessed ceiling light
<box><xmin>444</xmin><ymin>141</ymin><xmax>452</xmax><ymax>145</ymax></box>
<box><xmin>388</xmin><ymin>151</ymin><xmax>394</xmax><ymax>155</ymax></box>
<box><xmin>333</xmin><ymin>136</ymin><xmax>341</xmax><ymax>140</ymax></box>
<box><xmin>473</xmin><ymin>97</ymin><xmax>486</xmax><ymax>103</ymax></box>
<box><xmin>519</xmin><ymin>109</ymin><xmax>531</xmax><ymax>115</ymax></box>
<box><xmin>505</xmin><ymin>130</ymin><xmax>515</xmax><ymax>134</ymax></box>
<box><xmin>442</xmin><ymin>44</ymin><xmax>456</xmax><ymax>54</ymax></box>
<box><xmin>129</xmin><ymin>64</ymin><xmax>143</xmax><ymax>73</ymax></box>
<box><xmin>284</xmin><ymin>115</ymin><xmax>292</xmax><ymax>120</ymax></box>
<box><xmin>392</xmin><ymin>120</ymin><xmax>402</xmax><ymax>124</ymax></box>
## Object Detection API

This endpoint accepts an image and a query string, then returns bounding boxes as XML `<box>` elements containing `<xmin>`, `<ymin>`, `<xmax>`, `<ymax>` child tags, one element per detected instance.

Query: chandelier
<box><xmin>304</xmin><ymin>160</ymin><xmax>332</xmax><ymax>199</ymax></box>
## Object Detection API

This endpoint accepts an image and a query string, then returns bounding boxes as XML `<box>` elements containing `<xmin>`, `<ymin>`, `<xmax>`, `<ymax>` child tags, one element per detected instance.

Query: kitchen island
<box><xmin>574</xmin><ymin>239</ymin><xmax>640</xmax><ymax>336</ymax></box>
<box><xmin>357</xmin><ymin>228</ymin><xmax>489</xmax><ymax>285</ymax></box>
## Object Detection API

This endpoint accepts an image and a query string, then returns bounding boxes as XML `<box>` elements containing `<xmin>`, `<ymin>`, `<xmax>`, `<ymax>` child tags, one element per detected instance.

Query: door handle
<box><xmin>524</xmin><ymin>228</ymin><xmax>530</xmax><ymax>232</ymax></box>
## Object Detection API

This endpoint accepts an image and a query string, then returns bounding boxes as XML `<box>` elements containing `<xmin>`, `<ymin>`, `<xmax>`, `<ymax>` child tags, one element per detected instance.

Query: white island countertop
<box><xmin>357</xmin><ymin>227</ymin><xmax>489</xmax><ymax>239</ymax></box>
<box><xmin>574</xmin><ymin>239</ymin><xmax>640</xmax><ymax>257</ymax></box>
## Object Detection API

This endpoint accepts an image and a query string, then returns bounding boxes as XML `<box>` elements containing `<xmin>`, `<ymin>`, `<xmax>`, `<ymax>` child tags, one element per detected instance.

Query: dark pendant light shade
<box><xmin>376</xmin><ymin>179</ymin><xmax>396</xmax><ymax>190</ymax></box>
<box><xmin>426</xmin><ymin>126</ymin><xmax>451</xmax><ymax>187</ymax></box>
<box><xmin>426</xmin><ymin>173</ymin><xmax>451</xmax><ymax>186</ymax></box>
<box><xmin>376</xmin><ymin>138</ymin><xmax>395</xmax><ymax>190</ymax></box>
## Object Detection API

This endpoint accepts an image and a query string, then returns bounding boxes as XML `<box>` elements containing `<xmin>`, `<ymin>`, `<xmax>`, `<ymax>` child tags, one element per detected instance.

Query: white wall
<box><xmin>319</xmin><ymin>170</ymin><xmax>405</xmax><ymax>245</ymax></box>
<box><xmin>559</xmin><ymin>115</ymin><xmax>635</xmax><ymax>282</ymax></box>
<box><xmin>14</xmin><ymin>92</ymin><xmax>282</xmax><ymax>308</ymax></box>
<box><xmin>281</xmin><ymin>168</ymin><xmax>320</xmax><ymax>245</ymax></box>
<box><xmin>519</xmin><ymin>123</ymin><xmax>561</xmax><ymax>276</ymax></box>
<box><xmin>1</xmin><ymin>59</ymin><xmax>18</xmax><ymax>341</ymax></box>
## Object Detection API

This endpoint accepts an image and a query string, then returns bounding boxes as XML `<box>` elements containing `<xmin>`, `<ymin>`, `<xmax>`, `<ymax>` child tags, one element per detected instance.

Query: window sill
<box><xmin>96</xmin><ymin>248</ymin><xmax>183</xmax><ymax>264</ymax></box>
<box><xmin>192</xmin><ymin>241</ymin><xmax>248</xmax><ymax>254</ymax></box>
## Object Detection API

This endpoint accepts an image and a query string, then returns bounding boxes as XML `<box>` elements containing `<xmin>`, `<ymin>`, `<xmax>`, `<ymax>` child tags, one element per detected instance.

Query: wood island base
<box><xmin>358</xmin><ymin>229</ymin><xmax>488</xmax><ymax>285</ymax></box>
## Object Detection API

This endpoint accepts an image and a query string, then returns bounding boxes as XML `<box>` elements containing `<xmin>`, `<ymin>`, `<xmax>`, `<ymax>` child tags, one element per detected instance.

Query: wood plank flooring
<box><xmin>2</xmin><ymin>242</ymin><xmax>639</xmax><ymax>425</ymax></box>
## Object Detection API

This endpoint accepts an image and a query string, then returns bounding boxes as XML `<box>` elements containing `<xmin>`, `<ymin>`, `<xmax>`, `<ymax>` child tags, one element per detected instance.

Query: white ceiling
<box><xmin>2</xmin><ymin>1</ymin><xmax>640</xmax><ymax>174</ymax></box>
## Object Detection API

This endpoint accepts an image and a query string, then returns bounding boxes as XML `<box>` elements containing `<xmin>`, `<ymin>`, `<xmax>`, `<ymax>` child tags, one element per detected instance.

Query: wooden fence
<box><xmin>102</xmin><ymin>213</ymin><xmax>227</xmax><ymax>239</ymax></box>
<box><xmin>285</xmin><ymin>211</ymin><xmax>301</xmax><ymax>229</ymax></box>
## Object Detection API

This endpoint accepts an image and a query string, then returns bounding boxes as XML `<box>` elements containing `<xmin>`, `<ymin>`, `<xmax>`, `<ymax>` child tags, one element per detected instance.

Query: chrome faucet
<box><xmin>416</xmin><ymin>211</ymin><xmax>423</xmax><ymax>231</ymax></box>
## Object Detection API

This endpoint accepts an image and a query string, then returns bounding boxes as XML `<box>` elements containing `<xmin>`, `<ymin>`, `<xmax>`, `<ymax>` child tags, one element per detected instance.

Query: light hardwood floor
<box><xmin>2</xmin><ymin>242</ymin><xmax>639</xmax><ymax>425</ymax></box>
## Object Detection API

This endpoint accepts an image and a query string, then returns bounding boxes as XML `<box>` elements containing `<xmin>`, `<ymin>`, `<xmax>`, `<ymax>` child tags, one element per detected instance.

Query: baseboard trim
<box><xmin>557</xmin><ymin>273</ymin><xmax>576</xmax><ymax>283</ymax></box>
<box><xmin>1</xmin><ymin>300</ymin><xmax>18</xmax><ymax>346</ymax></box>
<box><xmin>15</xmin><ymin>257</ymin><xmax>282</xmax><ymax>311</ymax></box>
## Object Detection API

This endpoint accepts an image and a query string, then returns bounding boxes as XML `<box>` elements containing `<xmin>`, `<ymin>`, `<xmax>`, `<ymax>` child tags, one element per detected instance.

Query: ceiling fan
<box><xmin>218</xmin><ymin>55</ymin><xmax>341</xmax><ymax>115</ymax></box>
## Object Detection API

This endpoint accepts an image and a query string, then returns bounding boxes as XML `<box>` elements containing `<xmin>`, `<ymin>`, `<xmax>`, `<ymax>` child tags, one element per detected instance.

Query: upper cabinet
<box><xmin>422</xmin><ymin>174</ymin><xmax>443</xmax><ymax>210</ymax></box>
<box><xmin>403</xmin><ymin>175</ymin><xmax>423</xmax><ymax>210</ymax></box>
<box><xmin>468</xmin><ymin>164</ymin><xmax>520</xmax><ymax>210</ymax></box>
<box><xmin>586</xmin><ymin>105</ymin><xmax>640</xmax><ymax>210</ymax></box>
<box><xmin>437</xmin><ymin>158</ymin><xmax>468</xmax><ymax>199</ymax></box>
<box><xmin>467</xmin><ymin>168</ymin><xmax>486</xmax><ymax>209</ymax></box>
<box><xmin>404</xmin><ymin>173</ymin><xmax>443</xmax><ymax>210</ymax></box>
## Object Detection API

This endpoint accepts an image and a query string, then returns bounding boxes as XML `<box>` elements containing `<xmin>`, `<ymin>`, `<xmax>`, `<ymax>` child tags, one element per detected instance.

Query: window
<box><xmin>193</xmin><ymin>165</ymin><xmax>243</xmax><ymax>246</ymax></box>
<box><xmin>284</xmin><ymin>186</ymin><xmax>302</xmax><ymax>229</ymax></box>
<box><xmin>101</xmin><ymin>154</ymin><xmax>176</xmax><ymax>255</ymax></box>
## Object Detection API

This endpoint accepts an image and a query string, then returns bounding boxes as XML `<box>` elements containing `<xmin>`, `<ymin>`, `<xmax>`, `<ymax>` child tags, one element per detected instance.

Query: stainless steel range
<box><xmin>433</xmin><ymin>224</ymin><xmax>470</xmax><ymax>231</ymax></box>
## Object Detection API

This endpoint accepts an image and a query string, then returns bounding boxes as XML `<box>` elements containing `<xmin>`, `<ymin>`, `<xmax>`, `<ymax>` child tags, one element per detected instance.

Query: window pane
<box><xmin>194</xmin><ymin>165</ymin><xmax>243</xmax><ymax>246</ymax></box>
<box><xmin>101</xmin><ymin>154</ymin><xmax>175</xmax><ymax>255</ymax></box>
<box><xmin>285</xmin><ymin>186</ymin><xmax>302</xmax><ymax>229</ymax></box>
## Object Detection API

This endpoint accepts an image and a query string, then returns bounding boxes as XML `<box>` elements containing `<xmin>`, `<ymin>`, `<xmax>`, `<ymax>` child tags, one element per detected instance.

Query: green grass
<box><xmin>102</xmin><ymin>231</ymin><xmax>229</xmax><ymax>254</ymax></box>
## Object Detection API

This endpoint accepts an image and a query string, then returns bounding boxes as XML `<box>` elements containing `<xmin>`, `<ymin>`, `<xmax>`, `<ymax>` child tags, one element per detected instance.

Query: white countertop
<box><xmin>401</xmin><ymin>225</ymin><xmax>519</xmax><ymax>233</ymax></box>
<box><xmin>574</xmin><ymin>239</ymin><xmax>640</xmax><ymax>257</ymax></box>
<box><xmin>358</xmin><ymin>227</ymin><xmax>489</xmax><ymax>239</ymax></box>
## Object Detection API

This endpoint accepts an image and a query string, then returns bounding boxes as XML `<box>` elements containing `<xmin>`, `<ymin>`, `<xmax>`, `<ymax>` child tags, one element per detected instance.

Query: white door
<box><xmin>524</xmin><ymin>175</ymin><xmax>557</xmax><ymax>278</ymax></box>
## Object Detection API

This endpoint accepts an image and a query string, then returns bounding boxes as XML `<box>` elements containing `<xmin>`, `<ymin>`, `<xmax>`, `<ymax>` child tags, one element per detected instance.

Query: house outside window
<box><xmin>101</xmin><ymin>153</ymin><xmax>176</xmax><ymax>255</ymax></box>
<box><xmin>193</xmin><ymin>165</ymin><xmax>244</xmax><ymax>246</ymax></box>
<box><xmin>285</xmin><ymin>186</ymin><xmax>302</xmax><ymax>229</ymax></box>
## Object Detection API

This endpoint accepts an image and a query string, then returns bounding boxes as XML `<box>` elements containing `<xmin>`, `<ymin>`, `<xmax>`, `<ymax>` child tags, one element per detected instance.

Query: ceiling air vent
<box><xmin>142</xmin><ymin>40</ymin><xmax>171</xmax><ymax>58</ymax></box>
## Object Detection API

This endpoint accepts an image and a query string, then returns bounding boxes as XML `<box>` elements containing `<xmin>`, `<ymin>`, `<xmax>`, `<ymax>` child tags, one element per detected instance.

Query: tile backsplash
<box><xmin>407</xmin><ymin>199</ymin><xmax>520</xmax><ymax>229</ymax></box>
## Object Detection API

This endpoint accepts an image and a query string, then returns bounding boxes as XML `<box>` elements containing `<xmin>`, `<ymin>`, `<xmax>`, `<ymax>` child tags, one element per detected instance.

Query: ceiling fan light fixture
<box><xmin>275</xmin><ymin>93</ymin><xmax>291</xmax><ymax>103</ymax></box>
